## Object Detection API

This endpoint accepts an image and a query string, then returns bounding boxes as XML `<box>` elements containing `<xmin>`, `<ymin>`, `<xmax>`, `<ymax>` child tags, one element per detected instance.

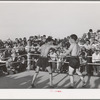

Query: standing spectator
<box><xmin>0</xmin><ymin>39</ymin><xmax>4</xmax><ymax>49</ymax></box>
<box><xmin>19</xmin><ymin>38</ymin><xmax>23</xmax><ymax>43</ymax></box>
<box><xmin>82</xmin><ymin>33</ymin><xmax>87</xmax><ymax>40</ymax></box>
<box><xmin>96</xmin><ymin>30</ymin><xmax>100</xmax><ymax>42</ymax></box>
<box><xmin>79</xmin><ymin>47</ymin><xmax>87</xmax><ymax>74</ymax></box>
<box><xmin>84</xmin><ymin>40</ymin><xmax>93</xmax><ymax>75</ymax></box>
<box><xmin>23</xmin><ymin>37</ymin><xmax>27</xmax><ymax>47</ymax></box>
<box><xmin>15</xmin><ymin>38</ymin><xmax>19</xmax><ymax>44</ymax></box>
<box><xmin>13</xmin><ymin>42</ymin><xmax>19</xmax><ymax>55</ymax></box>
<box><xmin>87</xmin><ymin>29</ymin><xmax>93</xmax><ymax>39</ymax></box>
<box><xmin>49</xmin><ymin>49</ymin><xmax>57</xmax><ymax>72</ymax></box>
<box><xmin>84</xmin><ymin>40</ymin><xmax>93</xmax><ymax>76</ymax></box>
<box><xmin>86</xmin><ymin>49</ymin><xmax>93</xmax><ymax>76</ymax></box>
<box><xmin>92</xmin><ymin>48</ymin><xmax>100</xmax><ymax>76</ymax></box>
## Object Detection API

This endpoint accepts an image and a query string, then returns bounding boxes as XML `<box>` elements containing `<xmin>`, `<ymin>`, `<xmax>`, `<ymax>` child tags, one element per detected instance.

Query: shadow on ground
<box><xmin>0</xmin><ymin>71</ymin><xmax>100</xmax><ymax>89</ymax></box>
<box><xmin>94</xmin><ymin>75</ymin><xmax>100</xmax><ymax>88</ymax></box>
<box><xmin>0</xmin><ymin>72</ymin><xmax>43</xmax><ymax>89</ymax></box>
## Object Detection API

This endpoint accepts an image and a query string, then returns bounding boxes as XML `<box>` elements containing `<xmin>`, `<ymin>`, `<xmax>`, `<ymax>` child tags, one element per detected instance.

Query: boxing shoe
<box><xmin>68</xmin><ymin>85</ymin><xmax>75</xmax><ymax>89</ymax></box>
<box><xmin>31</xmin><ymin>84</ymin><xmax>36</xmax><ymax>88</ymax></box>
<box><xmin>82</xmin><ymin>82</ymin><xmax>86</xmax><ymax>88</ymax></box>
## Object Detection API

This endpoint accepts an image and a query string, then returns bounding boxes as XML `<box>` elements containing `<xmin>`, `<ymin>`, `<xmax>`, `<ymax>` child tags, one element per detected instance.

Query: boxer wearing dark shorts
<box><xmin>69</xmin><ymin>56</ymin><xmax>80</xmax><ymax>69</ymax></box>
<box><xmin>61</xmin><ymin>34</ymin><xmax>86</xmax><ymax>88</ymax></box>
<box><xmin>31</xmin><ymin>37</ymin><xmax>61</xmax><ymax>88</ymax></box>
<box><xmin>37</xmin><ymin>56</ymin><xmax>50</xmax><ymax>70</ymax></box>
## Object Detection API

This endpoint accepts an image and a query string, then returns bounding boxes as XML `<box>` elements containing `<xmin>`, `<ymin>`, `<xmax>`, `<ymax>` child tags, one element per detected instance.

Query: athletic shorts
<box><xmin>69</xmin><ymin>56</ymin><xmax>80</xmax><ymax>69</ymax></box>
<box><xmin>36</xmin><ymin>56</ymin><xmax>50</xmax><ymax>70</ymax></box>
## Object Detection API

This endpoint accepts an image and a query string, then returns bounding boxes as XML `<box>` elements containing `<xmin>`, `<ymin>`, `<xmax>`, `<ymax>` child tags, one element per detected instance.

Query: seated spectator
<box><xmin>17</xmin><ymin>57</ymin><xmax>27</xmax><ymax>72</ymax></box>
<box><xmin>0</xmin><ymin>52</ymin><xmax>8</xmax><ymax>74</ymax></box>
<box><xmin>6</xmin><ymin>50</ymin><xmax>19</xmax><ymax>74</ymax></box>
<box><xmin>30</xmin><ymin>43</ymin><xmax>40</xmax><ymax>70</ymax></box>
<box><xmin>0</xmin><ymin>49</ymin><xmax>11</xmax><ymax>61</ymax></box>
<box><xmin>91</xmin><ymin>40</ymin><xmax>99</xmax><ymax>49</ymax></box>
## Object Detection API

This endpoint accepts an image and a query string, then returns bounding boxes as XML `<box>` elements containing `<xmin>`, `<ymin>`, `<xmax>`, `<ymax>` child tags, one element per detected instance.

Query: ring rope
<box><xmin>0</xmin><ymin>53</ymin><xmax>100</xmax><ymax>67</ymax></box>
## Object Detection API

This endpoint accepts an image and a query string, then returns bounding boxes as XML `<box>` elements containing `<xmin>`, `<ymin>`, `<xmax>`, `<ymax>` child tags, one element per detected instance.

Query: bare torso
<box><xmin>40</xmin><ymin>44</ymin><xmax>52</xmax><ymax>57</ymax></box>
<box><xmin>71</xmin><ymin>43</ymin><xmax>80</xmax><ymax>56</ymax></box>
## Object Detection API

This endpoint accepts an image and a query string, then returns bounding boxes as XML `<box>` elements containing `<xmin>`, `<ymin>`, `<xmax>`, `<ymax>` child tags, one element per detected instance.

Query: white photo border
<box><xmin>0</xmin><ymin>1</ymin><xmax>100</xmax><ymax>99</ymax></box>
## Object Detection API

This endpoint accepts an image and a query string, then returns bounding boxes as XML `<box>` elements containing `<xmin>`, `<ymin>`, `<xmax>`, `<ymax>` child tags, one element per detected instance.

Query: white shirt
<box><xmin>92</xmin><ymin>52</ymin><xmax>100</xmax><ymax>62</ymax></box>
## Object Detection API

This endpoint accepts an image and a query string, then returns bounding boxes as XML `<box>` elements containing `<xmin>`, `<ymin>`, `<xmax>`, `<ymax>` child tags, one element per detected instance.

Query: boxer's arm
<box><xmin>50</xmin><ymin>43</ymin><xmax>62</xmax><ymax>49</ymax></box>
<box><xmin>38</xmin><ymin>46</ymin><xmax>42</xmax><ymax>52</ymax></box>
<box><xmin>60</xmin><ymin>45</ymin><xmax>73</xmax><ymax>58</ymax></box>
<box><xmin>64</xmin><ymin>45</ymin><xmax>73</xmax><ymax>55</ymax></box>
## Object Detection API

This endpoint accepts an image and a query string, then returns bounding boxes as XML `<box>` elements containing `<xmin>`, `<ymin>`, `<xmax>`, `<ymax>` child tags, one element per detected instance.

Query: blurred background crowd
<box><xmin>0</xmin><ymin>29</ymin><xmax>100</xmax><ymax>76</ymax></box>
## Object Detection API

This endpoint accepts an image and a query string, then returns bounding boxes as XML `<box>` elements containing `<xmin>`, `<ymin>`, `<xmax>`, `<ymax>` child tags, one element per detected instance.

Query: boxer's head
<box><xmin>69</xmin><ymin>34</ymin><xmax>78</xmax><ymax>43</ymax></box>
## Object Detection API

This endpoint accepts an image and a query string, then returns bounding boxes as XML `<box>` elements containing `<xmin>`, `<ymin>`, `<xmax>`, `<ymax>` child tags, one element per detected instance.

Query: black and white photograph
<box><xmin>0</xmin><ymin>1</ymin><xmax>100</xmax><ymax>92</ymax></box>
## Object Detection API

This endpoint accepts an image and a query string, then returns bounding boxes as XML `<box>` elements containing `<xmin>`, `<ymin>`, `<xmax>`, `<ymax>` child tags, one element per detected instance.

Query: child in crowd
<box><xmin>79</xmin><ymin>46</ymin><xmax>87</xmax><ymax>75</ymax></box>
<box><xmin>49</xmin><ymin>49</ymin><xmax>57</xmax><ymax>72</ymax></box>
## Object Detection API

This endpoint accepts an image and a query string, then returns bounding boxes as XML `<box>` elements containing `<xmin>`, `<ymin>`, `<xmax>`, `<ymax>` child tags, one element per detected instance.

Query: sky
<box><xmin>0</xmin><ymin>2</ymin><xmax>100</xmax><ymax>40</ymax></box>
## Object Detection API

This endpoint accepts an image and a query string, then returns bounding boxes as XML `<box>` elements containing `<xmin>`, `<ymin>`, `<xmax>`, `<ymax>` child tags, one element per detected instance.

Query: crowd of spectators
<box><xmin>0</xmin><ymin>29</ymin><xmax>100</xmax><ymax>76</ymax></box>
<box><xmin>78</xmin><ymin>29</ymin><xmax>100</xmax><ymax>76</ymax></box>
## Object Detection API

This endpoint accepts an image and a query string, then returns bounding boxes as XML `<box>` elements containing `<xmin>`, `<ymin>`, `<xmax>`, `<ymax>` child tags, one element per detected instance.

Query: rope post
<box><xmin>27</xmin><ymin>52</ymin><xmax>31</xmax><ymax>70</ymax></box>
<box><xmin>26</xmin><ymin>41</ymin><xmax>32</xmax><ymax>70</ymax></box>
